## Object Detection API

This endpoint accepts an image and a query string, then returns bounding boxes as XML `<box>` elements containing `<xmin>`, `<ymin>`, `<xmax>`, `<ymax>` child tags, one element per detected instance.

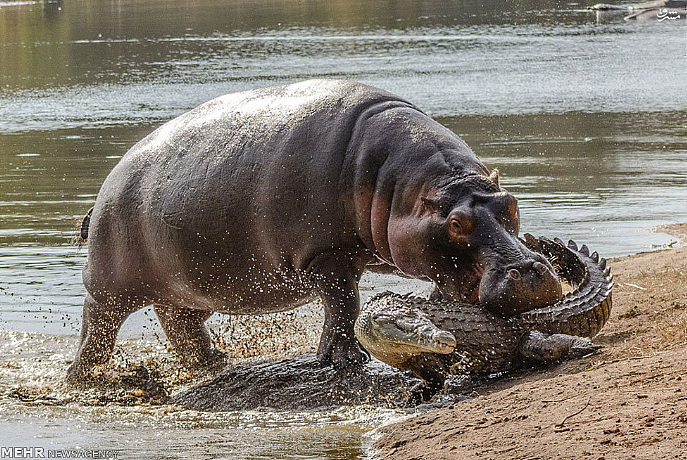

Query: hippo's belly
<box><xmin>157</xmin><ymin>267</ymin><xmax>320</xmax><ymax>315</ymax></box>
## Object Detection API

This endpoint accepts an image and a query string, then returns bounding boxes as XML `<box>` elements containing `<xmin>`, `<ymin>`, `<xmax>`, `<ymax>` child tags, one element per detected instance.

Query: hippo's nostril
<box><xmin>508</xmin><ymin>268</ymin><xmax>521</xmax><ymax>280</ymax></box>
<box><xmin>533</xmin><ymin>262</ymin><xmax>548</xmax><ymax>275</ymax></box>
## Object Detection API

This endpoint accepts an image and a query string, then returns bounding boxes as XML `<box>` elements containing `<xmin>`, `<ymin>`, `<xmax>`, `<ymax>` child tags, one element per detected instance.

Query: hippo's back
<box><xmin>128</xmin><ymin>79</ymin><xmax>402</xmax><ymax>164</ymax></box>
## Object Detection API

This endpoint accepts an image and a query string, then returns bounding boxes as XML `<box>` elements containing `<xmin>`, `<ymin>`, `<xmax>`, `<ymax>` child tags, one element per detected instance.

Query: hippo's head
<box><xmin>387</xmin><ymin>169</ymin><xmax>562</xmax><ymax>317</ymax></box>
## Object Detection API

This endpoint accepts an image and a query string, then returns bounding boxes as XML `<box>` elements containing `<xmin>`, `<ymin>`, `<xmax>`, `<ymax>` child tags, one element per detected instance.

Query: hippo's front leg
<box><xmin>306</xmin><ymin>252</ymin><xmax>370</xmax><ymax>369</ymax></box>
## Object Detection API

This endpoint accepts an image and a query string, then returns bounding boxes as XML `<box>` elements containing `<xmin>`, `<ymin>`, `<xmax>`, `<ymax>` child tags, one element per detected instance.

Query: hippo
<box><xmin>67</xmin><ymin>80</ymin><xmax>562</xmax><ymax>382</ymax></box>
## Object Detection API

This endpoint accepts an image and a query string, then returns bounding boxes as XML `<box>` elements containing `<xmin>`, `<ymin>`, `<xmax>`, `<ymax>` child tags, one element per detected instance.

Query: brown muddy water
<box><xmin>1</xmin><ymin>0</ymin><xmax>686</xmax><ymax>458</ymax></box>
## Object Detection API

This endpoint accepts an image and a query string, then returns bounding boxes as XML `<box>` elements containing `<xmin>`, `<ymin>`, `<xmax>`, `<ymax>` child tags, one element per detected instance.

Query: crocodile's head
<box><xmin>354</xmin><ymin>296</ymin><xmax>456</xmax><ymax>368</ymax></box>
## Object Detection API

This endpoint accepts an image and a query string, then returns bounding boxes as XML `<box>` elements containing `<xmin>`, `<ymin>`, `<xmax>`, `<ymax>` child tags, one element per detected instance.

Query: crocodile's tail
<box><xmin>78</xmin><ymin>207</ymin><xmax>94</xmax><ymax>243</ymax></box>
<box><xmin>516</xmin><ymin>234</ymin><xmax>614</xmax><ymax>338</ymax></box>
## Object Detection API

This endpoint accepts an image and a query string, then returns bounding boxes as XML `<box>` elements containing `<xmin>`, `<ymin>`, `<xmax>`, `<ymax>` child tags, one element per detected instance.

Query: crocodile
<box><xmin>355</xmin><ymin>235</ymin><xmax>613</xmax><ymax>400</ymax></box>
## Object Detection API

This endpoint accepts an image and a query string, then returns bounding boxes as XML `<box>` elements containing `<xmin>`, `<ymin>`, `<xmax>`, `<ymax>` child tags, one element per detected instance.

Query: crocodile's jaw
<box><xmin>357</xmin><ymin>308</ymin><xmax>456</xmax><ymax>368</ymax></box>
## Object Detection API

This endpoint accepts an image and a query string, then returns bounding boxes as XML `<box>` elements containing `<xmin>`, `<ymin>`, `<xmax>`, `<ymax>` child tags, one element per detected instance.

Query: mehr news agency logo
<box><xmin>0</xmin><ymin>447</ymin><xmax>119</xmax><ymax>459</ymax></box>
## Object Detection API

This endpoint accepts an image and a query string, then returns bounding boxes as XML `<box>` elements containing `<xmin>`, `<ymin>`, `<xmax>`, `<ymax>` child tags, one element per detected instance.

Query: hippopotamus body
<box><xmin>67</xmin><ymin>80</ymin><xmax>561</xmax><ymax>381</ymax></box>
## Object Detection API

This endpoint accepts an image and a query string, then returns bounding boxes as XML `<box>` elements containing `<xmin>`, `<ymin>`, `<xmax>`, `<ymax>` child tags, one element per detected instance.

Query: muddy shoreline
<box><xmin>373</xmin><ymin>223</ymin><xmax>687</xmax><ymax>460</ymax></box>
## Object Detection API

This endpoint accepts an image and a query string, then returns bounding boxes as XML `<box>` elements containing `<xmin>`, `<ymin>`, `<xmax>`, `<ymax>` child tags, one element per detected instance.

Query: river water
<box><xmin>1</xmin><ymin>0</ymin><xmax>686</xmax><ymax>458</ymax></box>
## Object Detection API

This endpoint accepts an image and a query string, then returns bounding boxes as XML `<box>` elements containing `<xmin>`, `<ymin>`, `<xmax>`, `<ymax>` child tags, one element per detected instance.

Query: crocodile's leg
<box><xmin>519</xmin><ymin>330</ymin><xmax>601</xmax><ymax>362</ymax></box>
<box><xmin>403</xmin><ymin>354</ymin><xmax>447</xmax><ymax>403</ymax></box>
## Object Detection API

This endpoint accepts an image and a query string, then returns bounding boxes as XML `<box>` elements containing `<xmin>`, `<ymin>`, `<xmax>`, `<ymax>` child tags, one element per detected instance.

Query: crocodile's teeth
<box><xmin>568</xmin><ymin>240</ymin><xmax>578</xmax><ymax>251</ymax></box>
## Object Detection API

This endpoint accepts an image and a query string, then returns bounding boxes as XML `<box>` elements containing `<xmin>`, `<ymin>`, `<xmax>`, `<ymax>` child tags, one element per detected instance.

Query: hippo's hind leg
<box><xmin>66</xmin><ymin>293</ymin><xmax>138</xmax><ymax>383</ymax></box>
<box><xmin>307</xmin><ymin>252</ymin><xmax>370</xmax><ymax>369</ymax></box>
<box><xmin>153</xmin><ymin>305</ymin><xmax>226</xmax><ymax>372</ymax></box>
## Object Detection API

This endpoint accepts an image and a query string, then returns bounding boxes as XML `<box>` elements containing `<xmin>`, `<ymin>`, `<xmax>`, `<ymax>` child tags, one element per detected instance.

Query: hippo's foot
<box><xmin>65</xmin><ymin>363</ymin><xmax>93</xmax><ymax>386</ymax></box>
<box><xmin>65</xmin><ymin>361</ymin><xmax>111</xmax><ymax>387</ymax></box>
<box><xmin>317</xmin><ymin>334</ymin><xmax>369</xmax><ymax>370</ymax></box>
<box><xmin>307</xmin><ymin>250</ymin><xmax>371</xmax><ymax>370</ymax></box>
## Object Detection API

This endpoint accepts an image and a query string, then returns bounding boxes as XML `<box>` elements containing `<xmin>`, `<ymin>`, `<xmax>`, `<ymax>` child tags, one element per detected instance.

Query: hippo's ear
<box><xmin>420</xmin><ymin>197</ymin><xmax>440</xmax><ymax>216</ymax></box>
<box><xmin>489</xmin><ymin>168</ymin><xmax>500</xmax><ymax>188</ymax></box>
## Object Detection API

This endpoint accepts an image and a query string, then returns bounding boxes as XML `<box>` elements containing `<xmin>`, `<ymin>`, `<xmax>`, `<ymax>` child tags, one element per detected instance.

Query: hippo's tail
<box><xmin>76</xmin><ymin>207</ymin><xmax>94</xmax><ymax>245</ymax></box>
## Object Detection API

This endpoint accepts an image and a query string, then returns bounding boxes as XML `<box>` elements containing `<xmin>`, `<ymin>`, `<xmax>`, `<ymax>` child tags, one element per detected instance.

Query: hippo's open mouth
<box><xmin>433</xmin><ymin>260</ymin><xmax>485</xmax><ymax>303</ymax></box>
<box><xmin>477</xmin><ymin>253</ymin><xmax>563</xmax><ymax>316</ymax></box>
<box><xmin>438</xmin><ymin>248</ymin><xmax>563</xmax><ymax>317</ymax></box>
<box><xmin>463</xmin><ymin>263</ymin><xmax>485</xmax><ymax>303</ymax></box>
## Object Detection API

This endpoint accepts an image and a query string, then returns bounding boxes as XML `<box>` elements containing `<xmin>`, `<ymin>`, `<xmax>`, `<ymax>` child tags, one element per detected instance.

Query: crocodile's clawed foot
<box><xmin>520</xmin><ymin>331</ymin><xmax>602</xmax><ymax>362</ymax></box>
<box><xmin>407</xmin><ymin>381</ymin><xmax>440</xmax><ymax>405</ymax></box>
<box><xmin>569</xmin><ymin>337</ymin><xmax>602</xmax><ymax>358</ymax></box>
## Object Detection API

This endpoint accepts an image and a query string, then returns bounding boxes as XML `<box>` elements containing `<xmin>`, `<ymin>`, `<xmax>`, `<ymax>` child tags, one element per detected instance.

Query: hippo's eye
<box><xmin>447</xmin><ymin>214</ymin><xmax>472</xmax><ymax>242</ymax></box>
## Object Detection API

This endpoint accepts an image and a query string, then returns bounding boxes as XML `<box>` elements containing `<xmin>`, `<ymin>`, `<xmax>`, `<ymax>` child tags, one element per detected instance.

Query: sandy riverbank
<box><xmin>374</xmin><ymin>223</ymin><xmax>687</xmax><ymax>460</ymax></box>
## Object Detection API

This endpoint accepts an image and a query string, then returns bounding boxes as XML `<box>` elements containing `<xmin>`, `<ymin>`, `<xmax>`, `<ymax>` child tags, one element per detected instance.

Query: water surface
<box><xmin>1</xmin><ymin>0</ymin><xmax>686</xmax><ymax>458</ymax></box>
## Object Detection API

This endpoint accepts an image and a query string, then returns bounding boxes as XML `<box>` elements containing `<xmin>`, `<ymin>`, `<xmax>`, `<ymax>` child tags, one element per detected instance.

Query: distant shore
<box><xmin>374</xmin><ymin>223</ymin><xmax>687</xmax><ymax>460</ymax></box>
